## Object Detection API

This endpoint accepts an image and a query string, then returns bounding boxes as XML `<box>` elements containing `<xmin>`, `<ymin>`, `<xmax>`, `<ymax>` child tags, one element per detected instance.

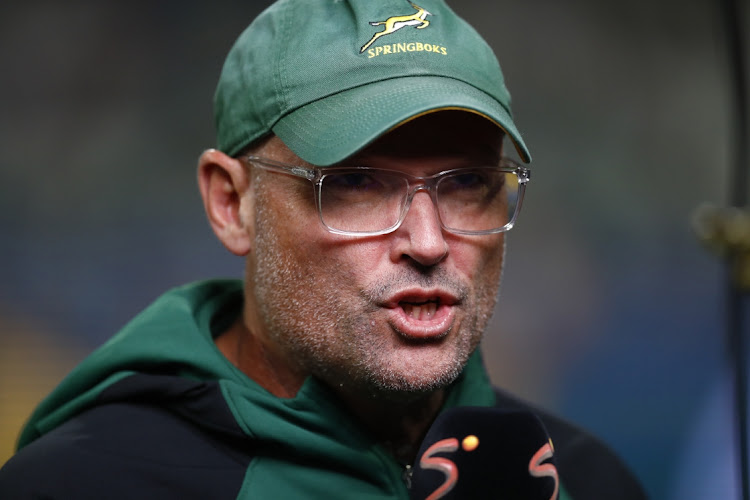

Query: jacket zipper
<box><xmin>402</xmin><ymin>464</ymin><xmax>413</xmax><ymax>489</ymax></box>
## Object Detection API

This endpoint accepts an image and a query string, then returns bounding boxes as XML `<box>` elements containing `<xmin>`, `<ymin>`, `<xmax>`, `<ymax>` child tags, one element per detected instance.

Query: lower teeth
<box><xmin>405</xmin><ymin>303</ymin><xmax>437</xmax><ymax>320</ymax></box>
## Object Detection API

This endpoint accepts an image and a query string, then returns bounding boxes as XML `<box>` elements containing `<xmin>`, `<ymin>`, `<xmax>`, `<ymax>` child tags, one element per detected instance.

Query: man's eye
<box><xmin>442</xmin><ymin>171</ymin><xmax>493</xmax><ymax>192</ymax></box>
<box><xmin>439</xmin><ymin>170</ymin><xmax>506</xmax><ymax>203</ymax></box>
<box><xmin>326</xmin><ymin>172</ymin><xmax>380</xmax><ymax>191</ymax></box>
<box><xmin>450</xmin><ymin>172</ymin><xmax>485</xmax><ymax>188</ymax></box>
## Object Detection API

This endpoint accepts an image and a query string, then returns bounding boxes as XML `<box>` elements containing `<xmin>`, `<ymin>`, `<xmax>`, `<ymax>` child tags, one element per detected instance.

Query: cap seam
<box><xmin>274</xmin><ymin>0</ymin><xmax>292</xmax><ymax>125</ymax></box>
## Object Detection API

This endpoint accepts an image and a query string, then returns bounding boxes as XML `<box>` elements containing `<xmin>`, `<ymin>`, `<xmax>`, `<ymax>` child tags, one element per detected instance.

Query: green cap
<box><xmin>214</xmin><ymin>0</ymin><xmax>531</xmax><ymax>165</ymax></box>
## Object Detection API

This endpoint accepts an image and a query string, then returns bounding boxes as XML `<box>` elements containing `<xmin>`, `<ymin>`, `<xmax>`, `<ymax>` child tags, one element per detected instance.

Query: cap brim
<box><xmin>272</xmin><ymin>76</ymin><xmax>531</xmax><ymax>166</ymax></box>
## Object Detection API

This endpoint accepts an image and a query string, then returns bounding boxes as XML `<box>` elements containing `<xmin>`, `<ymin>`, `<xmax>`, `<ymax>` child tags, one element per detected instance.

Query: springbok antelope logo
<box><xmin>360</xmin><ymin>2</ymin><xmax>432</xmax><ymax>54</ymax></box>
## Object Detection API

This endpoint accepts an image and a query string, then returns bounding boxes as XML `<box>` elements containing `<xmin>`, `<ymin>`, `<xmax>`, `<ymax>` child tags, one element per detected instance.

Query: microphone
<box><xmin>409</xmin><ymin>407</ymin><xmax>559</xmax><ymax>500</ymax></box>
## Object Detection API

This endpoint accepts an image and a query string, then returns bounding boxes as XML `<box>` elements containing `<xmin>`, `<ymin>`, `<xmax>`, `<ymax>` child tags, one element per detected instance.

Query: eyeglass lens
<box><xmin>318</xmin><ymin>169</ymin><xmax>520</xmax><ymax>234</ymax></box>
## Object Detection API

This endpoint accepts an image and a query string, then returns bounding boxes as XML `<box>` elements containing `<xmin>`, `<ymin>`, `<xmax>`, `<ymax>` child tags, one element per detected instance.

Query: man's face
<box><xmin>246</xmin><ymin>112</ymin><xmax>506</xmax><ymax>399</ymax></box>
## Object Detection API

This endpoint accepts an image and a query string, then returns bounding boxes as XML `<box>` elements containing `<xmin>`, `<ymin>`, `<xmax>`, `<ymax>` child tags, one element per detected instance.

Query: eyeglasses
<box><xmin>242</xmin><ymin>155</ymin><xmax>531</xmax><ymax>237</ymax></box>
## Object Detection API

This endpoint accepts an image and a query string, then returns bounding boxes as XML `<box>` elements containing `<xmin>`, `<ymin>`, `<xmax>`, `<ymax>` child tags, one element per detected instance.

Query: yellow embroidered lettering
<box><xmin>364</xmin><ymin>41</ymin><xmax>448</xmax><ymax>59</ymax></box>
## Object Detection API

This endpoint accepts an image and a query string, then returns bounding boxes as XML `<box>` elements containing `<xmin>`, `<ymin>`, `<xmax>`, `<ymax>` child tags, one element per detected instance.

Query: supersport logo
<box><xmin>417</xmin><ymin>436</ymin><xmax>559</xmax><ymax>500</ymax></box>
<box><xmin>360</xmin><ymin>2</ymin><xmax>432</xmax><ymax>54</ymax></box>
<box><xmin>529</xmin><ymin>439</ymin><xmax>560</xmax><ymax>500</ymax></box>
<box><xmin>418</xmin><ymin>436</ymin><xmax>475</xmax><ymax>500</ymax></box>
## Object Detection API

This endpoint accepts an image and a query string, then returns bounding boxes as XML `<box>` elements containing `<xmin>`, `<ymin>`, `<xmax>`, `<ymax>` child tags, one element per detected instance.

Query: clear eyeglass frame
<box><xmin>242</xmin><ymin>155</ymin><xmax>531</xmax><ymax>237</ymax></box>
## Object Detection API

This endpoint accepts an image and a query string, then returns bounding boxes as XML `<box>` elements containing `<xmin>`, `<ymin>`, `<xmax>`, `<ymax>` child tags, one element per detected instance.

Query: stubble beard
<box><xmin>250</xmin><ymin>188</ymin><xmax>501</xmax><ymax>401</ymax></box>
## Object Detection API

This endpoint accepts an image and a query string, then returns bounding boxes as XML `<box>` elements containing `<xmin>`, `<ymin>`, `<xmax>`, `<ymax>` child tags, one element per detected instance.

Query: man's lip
<box><xmin>379</xmin><ymin>288</ymin><xmax>460</xmax><ymax>340</ymax></box>
<box><xmin>380</xmin><ymin>289</ymin><xmax>460</xmax><ymax>309</ymax></box>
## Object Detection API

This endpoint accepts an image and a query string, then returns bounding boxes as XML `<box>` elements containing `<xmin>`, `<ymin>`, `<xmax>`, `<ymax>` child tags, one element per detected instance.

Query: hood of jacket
<box><xmin>16</xmin><ymin>279</ymin><xmax>498</xmax><ymax>498</ymax></box>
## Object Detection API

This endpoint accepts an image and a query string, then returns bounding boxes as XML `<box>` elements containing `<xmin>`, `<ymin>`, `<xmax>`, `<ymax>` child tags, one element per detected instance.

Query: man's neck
<box><xmin>214</xmin><ymin>316</ymin><xmax>307</xmax><ymax>398</ymax></box>
<box><xmin>335</xmin><ymin>387</ymin><xmax>445</xmax><ymax>464</ymax></box>
<box><xmin>216</xmin><ymin>317</ymin><xmax>445</xmax><ymax>463</ymax></box>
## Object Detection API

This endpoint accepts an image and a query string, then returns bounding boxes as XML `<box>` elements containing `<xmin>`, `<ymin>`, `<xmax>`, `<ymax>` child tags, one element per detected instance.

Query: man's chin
<box><xmin>357</xmin><ymin>366</ymin><xmax>465</xmax><ymax>403</ymax></box>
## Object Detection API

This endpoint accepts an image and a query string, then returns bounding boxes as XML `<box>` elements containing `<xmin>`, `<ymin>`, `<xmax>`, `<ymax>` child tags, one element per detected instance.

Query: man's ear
<box><xmin>197</xmin><ymin>149</ymin><xmax>254</xmax><ymax>256</ymax></box>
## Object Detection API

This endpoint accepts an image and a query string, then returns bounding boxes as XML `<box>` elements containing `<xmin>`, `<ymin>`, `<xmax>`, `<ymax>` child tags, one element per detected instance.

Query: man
<box><xmin>0</xmin><ymin>0</ymin><xmax>646</xmax><ymax>498</ymax></box>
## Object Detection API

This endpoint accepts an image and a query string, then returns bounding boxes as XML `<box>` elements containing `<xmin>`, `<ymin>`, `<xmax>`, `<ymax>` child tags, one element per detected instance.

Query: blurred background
<box><xmin>0</xmin><ymin>0</ymin><xmax>745</xmax><ymax>498</ymax></box>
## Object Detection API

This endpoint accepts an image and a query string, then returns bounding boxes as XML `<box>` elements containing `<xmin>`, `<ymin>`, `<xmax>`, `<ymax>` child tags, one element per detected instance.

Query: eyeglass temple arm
<box><xmin>244</xmin><ymin>156</ymin><xmax>317</xmax><ymax>181</ymax></box>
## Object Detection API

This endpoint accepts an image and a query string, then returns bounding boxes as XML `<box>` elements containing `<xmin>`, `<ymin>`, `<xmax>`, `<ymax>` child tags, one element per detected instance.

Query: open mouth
<box><xmin>383</xmin><ymin>292</ymin><xmax>457</xmax><ymax>340</ymax></box>
<box><xmin>400</xmin><ymin>300</ymin><xmax>439</xmax><ymax>321</ymax></box>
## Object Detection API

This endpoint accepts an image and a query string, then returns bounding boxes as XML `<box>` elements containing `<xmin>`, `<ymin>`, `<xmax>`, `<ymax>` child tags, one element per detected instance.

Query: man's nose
<box><xmin>390</xmin><ymin>190</ymin><xmax>449</xmax><ymax>266</ymax></box>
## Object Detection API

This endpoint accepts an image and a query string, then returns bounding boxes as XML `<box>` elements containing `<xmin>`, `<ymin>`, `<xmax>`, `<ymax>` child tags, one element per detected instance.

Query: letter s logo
<box><xmin>528</xmin><ymin>440</ymin><xmax>559</xmax><ymax>500</ymax></box>
<box><xmin>419</xmin><ymin>438</ymin><xmax>459</xmax><ymax>500</ymax></box>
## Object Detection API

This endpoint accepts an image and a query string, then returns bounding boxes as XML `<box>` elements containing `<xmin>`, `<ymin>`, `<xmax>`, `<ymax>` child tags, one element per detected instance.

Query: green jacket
<box><xmin>0</xmin><ymin>280</ymin><xmax>645</xmax><ymax>499</ymax></box>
